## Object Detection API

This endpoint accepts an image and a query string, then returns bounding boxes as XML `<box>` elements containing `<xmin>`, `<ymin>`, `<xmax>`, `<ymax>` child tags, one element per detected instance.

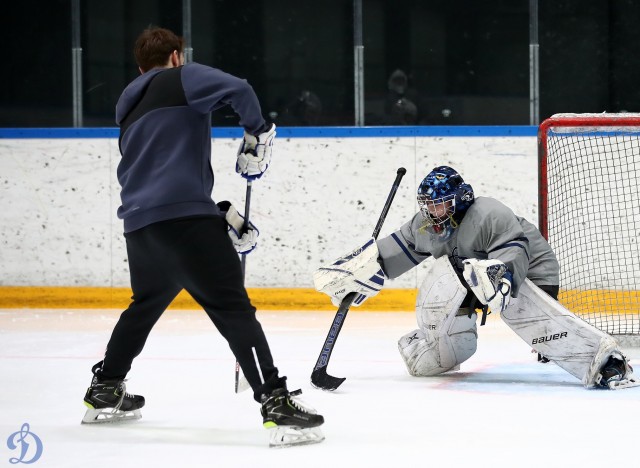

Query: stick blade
<box><xmin>311</xmin><ymin>367</ymin><xmax>346</xmax><ymax>391</ymax></box>
<box><xmin>235</xmin><ymin>361</ymin><xmax>251</xmax><ymax>394</ymax></box>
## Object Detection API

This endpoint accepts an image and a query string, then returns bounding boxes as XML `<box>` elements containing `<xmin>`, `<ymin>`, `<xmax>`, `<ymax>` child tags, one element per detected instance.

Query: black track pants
<box><xmin>98</xmin><ymin>216</ymin><xmax>283</xmax><ymax>400</ymax></box>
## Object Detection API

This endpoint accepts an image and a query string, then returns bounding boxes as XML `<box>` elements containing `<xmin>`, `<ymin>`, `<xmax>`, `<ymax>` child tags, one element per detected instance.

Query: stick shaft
<box><xmin>240</xmin><ymin>180</ymin><xmax>252</xmax><ymax>281</ymax></box>
<box><xmin>372</xmin><ymin>169</ymin><xmax>405</xmax><ymax>239</ymax></box>
<box><xmin>236</xmin><ymin>179</ymin><xmax>253</xmax><ymax>393</ymax></box>
<box><xmin>312</xmin><ymin>168</ymin><xmax>406</xmax><ymax>372</ymax></box>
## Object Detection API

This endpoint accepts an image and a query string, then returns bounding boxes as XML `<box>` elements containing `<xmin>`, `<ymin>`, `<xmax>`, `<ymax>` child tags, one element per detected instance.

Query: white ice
<box><xmin>2</xmin><ymin>308</ymin><xmax>640</xmax><ymax>468</ymax></box>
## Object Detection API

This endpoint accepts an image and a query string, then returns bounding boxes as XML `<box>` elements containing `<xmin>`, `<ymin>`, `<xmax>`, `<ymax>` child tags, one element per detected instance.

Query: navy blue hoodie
<box><xmin>115</xmin><ymin>62</ymin><xmax>267</xmax><ymax>233</ymax></box>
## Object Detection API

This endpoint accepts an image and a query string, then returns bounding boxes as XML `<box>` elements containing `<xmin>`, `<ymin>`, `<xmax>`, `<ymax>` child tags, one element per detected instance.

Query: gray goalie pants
<box><xmin>95</xmin><ymin>215</ymin><xmax>285</xmax><ymax>402</ymax></box>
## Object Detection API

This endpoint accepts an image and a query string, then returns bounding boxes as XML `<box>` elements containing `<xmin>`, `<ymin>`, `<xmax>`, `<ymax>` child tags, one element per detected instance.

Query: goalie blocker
<box><xmin>313</xmin><ymin>238</ymin><xmax>386</xmax><ymax>307</ymax></box>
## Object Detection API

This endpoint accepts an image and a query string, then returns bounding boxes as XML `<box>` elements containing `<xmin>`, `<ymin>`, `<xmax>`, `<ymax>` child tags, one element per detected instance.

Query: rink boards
<box><xmin>1</xmin><ymin>126</ymin><xmax>638</xmax><ymax>315</ymax></box>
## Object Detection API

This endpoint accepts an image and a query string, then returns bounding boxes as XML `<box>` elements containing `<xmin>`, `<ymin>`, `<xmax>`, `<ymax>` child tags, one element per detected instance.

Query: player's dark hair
<box><xmin>134</xmin><ymin>27</ymin><xmax>184</xmax><ymax>73</ymax></box>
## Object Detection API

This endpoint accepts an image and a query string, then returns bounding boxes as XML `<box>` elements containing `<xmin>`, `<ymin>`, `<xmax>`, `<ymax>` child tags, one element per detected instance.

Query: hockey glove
<box><xmin>462</xmin><ymin>258</ymin><xmax>513</xmax><ymax>314</ymax></box>
<box><xmin>313</xmin><ymin>238</ymin><xmax>386</xmax><ymax>307</ymax></box>
<box><xmin>236</xmin><ymin>123</ymin><xmax>276</xmax><ymax>180</ymax></box>
<box><xmin>217</xmin><ymin>201</ymin><xmax>259</xmax><ymax>254</ymax></box>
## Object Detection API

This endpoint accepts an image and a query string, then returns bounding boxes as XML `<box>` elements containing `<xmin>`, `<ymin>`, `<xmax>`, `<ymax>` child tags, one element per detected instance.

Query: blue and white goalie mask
<box><xmin>417</xmin><ymin>166</ymin><xmax>474</xmax><ymax>236</ymax></box>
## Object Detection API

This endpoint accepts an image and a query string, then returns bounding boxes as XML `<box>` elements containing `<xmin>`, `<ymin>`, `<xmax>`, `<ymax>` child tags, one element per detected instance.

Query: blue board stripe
<box><xmin>0</xmin><ymin>126</ymin><xmax>538</xmax><ymax>139</ymax></box>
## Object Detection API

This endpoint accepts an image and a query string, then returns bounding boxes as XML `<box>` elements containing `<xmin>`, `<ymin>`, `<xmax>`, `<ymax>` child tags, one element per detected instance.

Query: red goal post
<box><xmin>538</xmin><ymin>113</ymin><xmax>640</xmax><ymax>343</ymax></box>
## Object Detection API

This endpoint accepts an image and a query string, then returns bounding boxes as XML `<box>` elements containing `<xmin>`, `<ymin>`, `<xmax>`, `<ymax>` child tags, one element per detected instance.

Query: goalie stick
<box><xmin>311</xmin><ymin>167</ymin><xmax>407</xmax><ymax>391</ymax></box>
<box><xmin>235</xmin><ymin>180</ymin><xmax>252</xmax><ymax>394</ymax></box>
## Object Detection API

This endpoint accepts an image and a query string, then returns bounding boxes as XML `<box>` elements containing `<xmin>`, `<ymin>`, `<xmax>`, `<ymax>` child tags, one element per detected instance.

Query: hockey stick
<box><xmin>240</xmin><ymin>180</ymin><xmax>252</xmax><ymax>281</ymax></box>
<box><xmin>235</xmin><ymin>179</ymin><xmax>253</xmax><ymax>394</ymax></box>
<box><xmin>311</xmin><ymin>167</ymin><xmax>407</xmax><ymax>391</ymax></box>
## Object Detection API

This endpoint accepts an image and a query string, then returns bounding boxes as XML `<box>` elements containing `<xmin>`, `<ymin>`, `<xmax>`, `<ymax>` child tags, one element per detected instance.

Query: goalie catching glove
<box><xmin>313</xmin><ymin>238</ymin><xmax>386</xmax><ymax>307</ymax></box>
<box><xmin>217</xmin><ymin>201</ymin><xmax>259</xmax><ymax>254</ymax></box>
<box><xmin>236</xmin><ymin>123</ymin><xmax>276</xmax><ymax>180</ymax></box>
<box><xmin>463</xmin><ymin>258</ymin><xmax>513</xmax><ymax>313</ymax></box>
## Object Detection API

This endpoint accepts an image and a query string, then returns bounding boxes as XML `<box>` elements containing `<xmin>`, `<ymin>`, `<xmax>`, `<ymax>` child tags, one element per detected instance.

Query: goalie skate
<box><xmin>81</xmin><ymin>376</ymin><xmax>144</xmax><ymax>424</ymax></box>
<box><xmin>261</xmin><ymin>388</ymin><xmax>325</xmax><ymax>448</ymax></box>
<box><xmin>606</xmin><ymin>377</ymin><xmax>640</xmax><ymax>390</ymax></box>
<box><xmin>596</xmin><ymin>352</ymin><xmax>640</xmax><ymax>390</ymax></box>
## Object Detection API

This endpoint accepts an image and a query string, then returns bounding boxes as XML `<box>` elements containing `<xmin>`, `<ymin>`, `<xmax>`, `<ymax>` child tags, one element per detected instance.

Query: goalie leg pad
<box><xmin>415</xmin><ymin>256</ymin><xmax>468</xmax><ymax>337</ymax></box>
<box><xmin>415</xmin><ymin>256</ymin><xmax>478</xmax><ymax>370</ymax></box>
<box><xmin>399</xmin><ymin>329</ymin><xmax>456</xmax><ymax>376</ymax></box>
<box><xmin>398</xmin><ymin>329</ymin><xmax>440</xmax><ymax>376</ymax></box>
<box><xmin>502</xmin><ymin>279</ymin><xmax>637</xmax><ymax>388</ymax></box>
<box><xmin>398</xmin><ymin>256</ymin><xmax>478</xmax><ymax>376</ymax></box>
<box><xmin>398</xmin><ymin>310</ymin><xmax>478</xmax><ymax>377</ymax></box>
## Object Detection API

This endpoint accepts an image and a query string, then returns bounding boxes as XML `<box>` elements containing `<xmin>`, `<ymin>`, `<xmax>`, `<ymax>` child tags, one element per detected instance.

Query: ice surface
<box><xmin>1</xmin><ymin>308</ymin><xmax>640</xmax><ymax>468</ymax></box>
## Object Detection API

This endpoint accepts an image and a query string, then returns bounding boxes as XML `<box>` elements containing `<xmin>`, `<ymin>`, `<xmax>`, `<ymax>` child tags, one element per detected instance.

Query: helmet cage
<box><xmin>417</xmin><ymin>166</ymin><xmax>474</xmax><ymax>235</ymax></box>
<box><xmin>417</xmin><ymin>193</ymin><xmax>456</xmax><ymax>228</ymax></box>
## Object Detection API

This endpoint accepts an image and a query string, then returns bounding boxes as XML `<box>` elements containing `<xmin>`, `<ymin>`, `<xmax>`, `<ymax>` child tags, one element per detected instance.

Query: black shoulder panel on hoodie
<box><xmin>119</xmin><ymin>67</ymin><xmax>188</xmax><ymax>144</ymax></box>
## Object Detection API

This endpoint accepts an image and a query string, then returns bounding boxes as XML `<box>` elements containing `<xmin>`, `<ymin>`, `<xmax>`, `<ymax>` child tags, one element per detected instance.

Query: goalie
<box><xmin>314</xmin><ymin>165</ymin><xmax>637</xmax><ymax>390</ymax></box>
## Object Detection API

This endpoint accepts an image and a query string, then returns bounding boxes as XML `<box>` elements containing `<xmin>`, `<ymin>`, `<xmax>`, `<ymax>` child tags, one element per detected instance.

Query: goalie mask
<box><xmin>417</xmin><ymin>166</ymin><xmax>474</xmax><ymax>236</ymax></box>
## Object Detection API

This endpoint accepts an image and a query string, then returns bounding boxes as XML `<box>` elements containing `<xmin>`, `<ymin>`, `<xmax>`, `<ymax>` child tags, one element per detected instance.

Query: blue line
<box><xmin>0</xmin><ymin>128</ymin><xmax>120</xmax><ymax>138</ymax></box>
<box><xmin>0</xmin><ymin>126</ymin><xmax>538</xmax><ymax>139</ymax></box>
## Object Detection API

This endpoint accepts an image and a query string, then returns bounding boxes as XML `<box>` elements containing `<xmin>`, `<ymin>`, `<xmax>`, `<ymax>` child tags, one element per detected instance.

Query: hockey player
<box><xmin>314</xmin><ymin>165</ymin><xmax>637</xmax><ymax>389</ymax></box>
<box><xmin>81</xmin><ymin>27</ymin><xmax>323</xmax><ymax>447</ymax></box>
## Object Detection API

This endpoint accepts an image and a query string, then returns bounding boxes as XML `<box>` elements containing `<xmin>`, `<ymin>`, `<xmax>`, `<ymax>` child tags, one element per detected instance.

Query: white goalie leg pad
<box><xmin>415</xmin><ymin>256</ymin><xmax>468</xmax><ymax>335</ymax></box>
<box><xmin>502</xmin><ymin>279</ymin><xmax>636</xmax><ymax>388</ymax></box>
<box><xmin>398</xmin><ymin>329</ymin><xmax>442</xmax><ymax>376</ymax></box>
<box><xmin>268</xmin><ymin>426</ymin><xmax>325</xmax><ymax>448</ymax></box>
<box><xmin>397</xmin><ymin>256</ymin><xmax>478</xmax><ymax>376</ymax></box>
<box><xmin>398</xmin><ymin>311</ymin><xmax>477</xmax><ymax>376</ymax></box>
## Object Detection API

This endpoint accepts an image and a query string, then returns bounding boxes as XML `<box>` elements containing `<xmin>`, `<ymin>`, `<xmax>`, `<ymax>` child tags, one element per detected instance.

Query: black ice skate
<box><xmin>597</xmin><ymin>352</ymin><xmax>640</xmax><ymax>390</ymax></box>
<box><xmin>260</xmin><ymin>388</ymin><xmax>324</xmax><ymax>447</ymax></box>
<box><xmin>82</xmin><ymin>375</ymin><xmax>145</xmax><ymax>424</ymax></box>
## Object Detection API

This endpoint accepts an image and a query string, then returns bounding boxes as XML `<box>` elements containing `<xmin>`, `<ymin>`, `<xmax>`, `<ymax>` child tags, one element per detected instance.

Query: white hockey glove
<box><xmin>236</xmin><ymin>123</ymin><xmax>276</xmax><ymax>180</ymax></box>
<box><xmin>313</xmin><ymin>238</ymin><xmax>386</xmax><ymax>307</ymax></box>
<box><xmin>217</xmin><ymin>201</ymin><xmax>259</xmax><ymax>254</ymax></box>
<box><xmin>462</xmin><ymin>258</ymin><xmax>513</xmax><ymax>313</ymax></box>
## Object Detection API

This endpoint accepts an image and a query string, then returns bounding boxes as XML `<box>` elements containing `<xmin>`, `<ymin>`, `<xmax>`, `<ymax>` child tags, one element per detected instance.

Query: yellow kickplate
<box><xmin>0</xmin><ymin>286</ymin><xmax>416</xmax><ymax>311</ymax></box>
<box><xmin>2</xmin><ymin>286</ymin><xmax>634</xmax><ymax>314</ymax></box>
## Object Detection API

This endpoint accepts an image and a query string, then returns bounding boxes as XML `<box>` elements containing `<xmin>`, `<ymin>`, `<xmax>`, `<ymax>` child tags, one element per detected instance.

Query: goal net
<box><xmin>538</xmin><ymin>113</ymin><xmax>640</xmax><ymax>344</ymax></box>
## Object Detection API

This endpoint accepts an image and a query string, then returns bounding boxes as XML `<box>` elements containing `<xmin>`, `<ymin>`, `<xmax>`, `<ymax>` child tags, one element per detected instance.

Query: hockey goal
<box><xmin>538</xmin><ymin>113</ymin><xmax>640</xmax><ymax>345</ymax></box>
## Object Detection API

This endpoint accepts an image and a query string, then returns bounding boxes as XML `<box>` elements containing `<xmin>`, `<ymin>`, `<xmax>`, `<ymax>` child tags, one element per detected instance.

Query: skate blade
<box><xmin>81</xmin><ymin>406</ymin><xmax>142</xmax><ymax>424</ymax></box>
<box><xmin>608</xmin><ymin>375</ymin><xmax>640</xmax><ymax>390</ymax></box>
<box><xmin>268</xmin><ymin>426</ymin><xmax>325</xmax><ymax>448</ymax></box>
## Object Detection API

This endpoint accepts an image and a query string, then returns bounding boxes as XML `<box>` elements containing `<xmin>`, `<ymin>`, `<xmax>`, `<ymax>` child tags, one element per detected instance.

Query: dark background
<box><xmin>3</xmin><ymin>0</ymin><xmax>639</xmax><ymax>127</ymax></box>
